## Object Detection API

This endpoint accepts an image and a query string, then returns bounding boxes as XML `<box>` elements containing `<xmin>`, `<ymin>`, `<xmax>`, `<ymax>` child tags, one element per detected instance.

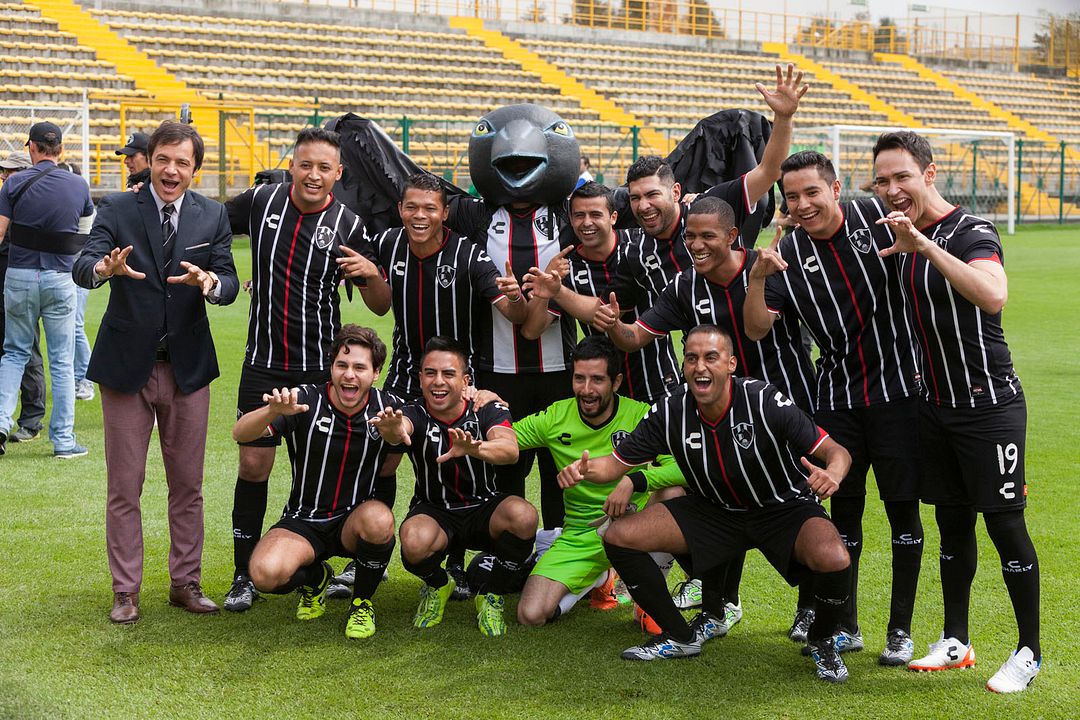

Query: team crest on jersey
<box><xmin>732</xmin><ymin>422</ymin><xmax>755</xmax><ymax>449</ymax></box>
<box><xmin>848</xmin><ymin>228</ymin><xmax>872</xmax><ymax>254</ymax></box>
<box><xmin>367</xmin><ymin>422</ymin><xmax>381</xmax><ymax>440</ymax></box>
<box><xmin>437</xmin><ymin>265</ymin><xmax>457</xmax><ymax>288</ymax></box>
<box><xmin>611</xmin><ymin>430</ymin><xmax>631</xmax><ymax>450</ymax></box>
<box><xmin>534</xmin><ymin>213</ymin><xmax>551</xmax><ymax>236</ymax></box>
<box><xmin>461</xmin><ymin>420</ymin><xmax>480</xmax><ymax>437</ymax></box>
<box><xmin>313</xmin><ymin>226</ymin><xmax>336</xmax><ymax>250</ymax></box>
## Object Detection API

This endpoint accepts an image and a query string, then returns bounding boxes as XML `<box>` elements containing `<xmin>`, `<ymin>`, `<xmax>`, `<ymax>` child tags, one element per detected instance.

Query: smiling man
<box><xmin>115</xmin><ymin>131</ymin><xmax>150</xmax><ymax>189</ymax></box>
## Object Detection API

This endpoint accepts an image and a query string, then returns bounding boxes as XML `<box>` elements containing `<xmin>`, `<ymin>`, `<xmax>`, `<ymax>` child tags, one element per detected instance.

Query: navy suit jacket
<box><xmin>73</xmin><ymin>184</ymin><xmax>239</xmax><ymax>394</ymax></box>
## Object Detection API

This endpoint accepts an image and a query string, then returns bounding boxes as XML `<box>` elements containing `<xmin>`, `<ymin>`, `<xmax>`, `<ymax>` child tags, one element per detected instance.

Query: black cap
<box><xmin>26</xmin><ymin>121</ymin><xmax>62</xmax><ymax>146</ymax></box>
<box><xmin>115</xmin><ymin>131</ymin><xmax>150</xmax><ymax>157</ymax></box>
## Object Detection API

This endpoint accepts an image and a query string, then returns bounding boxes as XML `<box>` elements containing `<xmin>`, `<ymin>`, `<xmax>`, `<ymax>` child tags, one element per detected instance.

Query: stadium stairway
<box><xmin>448</xmin><ymin>16</ymin><xmax>671</xmax><ymax>153</ymax></box>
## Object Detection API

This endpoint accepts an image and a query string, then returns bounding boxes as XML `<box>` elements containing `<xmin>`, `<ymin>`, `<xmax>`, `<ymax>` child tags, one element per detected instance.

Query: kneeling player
<box><xmin>370</xmin><ymin>337</ymin><xmax>537</xmax><ymax>636</ymax></box>
<box><xmin>558</xmin><ymin>325</ymin><xmax>855</xmax><ymax>683</ymax></box>
<box><xmin>232</xmin><ymin>325</ymin><xmax>398</xmax><ymax>639</ymax></box>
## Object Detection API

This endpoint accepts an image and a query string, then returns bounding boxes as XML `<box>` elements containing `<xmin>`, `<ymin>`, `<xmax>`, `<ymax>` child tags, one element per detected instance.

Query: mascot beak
<box><xmin>491</xmin><ymin>118</ymin><xmax>549</xmax><ymax>189</ymax></box>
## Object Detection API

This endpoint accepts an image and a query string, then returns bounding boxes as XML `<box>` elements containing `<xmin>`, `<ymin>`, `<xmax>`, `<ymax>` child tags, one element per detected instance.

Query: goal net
<box><xmin>0</xmin><ymin>95</ymin><xmax>90</xmax><ymax>186</ymax></box>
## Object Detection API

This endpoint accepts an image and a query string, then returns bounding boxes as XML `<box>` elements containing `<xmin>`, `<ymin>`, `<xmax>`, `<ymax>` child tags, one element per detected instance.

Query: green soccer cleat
<box><xmin>475</xmin><ymin>592</ymin><xmax>507</xmax><ymax>637</ymax></box>
<box><xmin>345</xmin><ymin>598</ymin><xmax>376</xmax><ymax>639</ymax></box>
<box><xmin>296</xmin><ymin>561</ymin><xmax>332</xmax><ymax>621</ymax></box>
<box><xmin>413</xmin><ymin>579</ymin><xmax>455</xmax><ymax>629</ymax></box>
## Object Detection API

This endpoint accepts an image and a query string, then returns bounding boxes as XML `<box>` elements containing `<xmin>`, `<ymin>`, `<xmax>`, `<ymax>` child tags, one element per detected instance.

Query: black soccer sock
<box><xmin>674</xmin><ymin>553</ymin><xmax>694</xmax><ymax>579</ymax></box>
<box><xmin>352</xmin><ymin>537</ymin><xmax>396</xmax><ymax>601</ymax></box>
<box><xmin>604</xmin><ymin>541</ymin><xmax>692</xmax><ymax>643</ymax></box>
<box><xmin>796</xmin><ymin>579</ymin><xmax>816</xmax><ymax>611</ymax></box>
<box><xmin>829</xmin><ymin>495</ymin><xmax>865</xmax><ymax>631</ymax></box>
<box><xmin>372</xmin><ymin>474</ymin><xmax>397</xmax><ymax>510</ymax></box>
<box><xmin>808</xmin><ymin>567</ymin><xmax>852</xmax><ymax>642</ymax></box>
<box><xmin>401</xmin><ymin>549</ymin><xmax>449</xmax><ymax>590</ymax></box>
<box><xmin>445</xmin><ymin>537</ymin><xmax>466</xmax><ymax>571</ymax></box>
<box><xmin>699</xmin><ymin>565</ymin><xmax>726</xmax><ymax>617</ymax></box>
<box><xmin>486</xmin><ymin>531</ymin><xmax>536</xmax><ymax>595</ymax></box>
<box><xmin>936</xmin><ymin>504</ymin><xmax>978</xmax><ymax>645</ymax></box>
<box><xmin>984</xmin><ymin>509</ymin><xmax>1041</xmax><ymax>658</ymax></box>
<box><xmin>273</xmin><ymin>561</ymin><xmax>327</xmax><ymax>595</ymax></box>
<box><xmin>232</xmin><ymin>477</ymin><xmax>268</xmax><ymax>577</ymax></box>
<box><xmin>884</xmin><ymin>499</ymin><xmax>924</xmax><ymax>634</ymax></box>
<box><xmin>722</xmin><ymin>551</ymin><xmax>745</xmax><ymax>606</ymax></box>
<box><xmin>536</xmin><ymin>449</ymin><xmax>566</xmax><ymax>530</ymax></box>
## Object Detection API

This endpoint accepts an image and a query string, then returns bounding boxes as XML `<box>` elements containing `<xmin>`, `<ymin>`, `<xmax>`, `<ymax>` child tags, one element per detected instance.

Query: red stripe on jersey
<box><xmin>281</xmin><ymin>216</ymin><xmax>304</xmax><ymax>371</ymax></box>
<box><xmin>909</xmin><ymin>258</ymin><xmax>941</xmax><ymax>403</ymax></box>
<box><xmin>968</xmin><ymin>252</ymin><xmax>1001</xmax><ymax>265</ymax></box>
<box><xmin>635</xmin><ymin>318</ymin><xmax>666</xmax><ymax>336</ymax></box>
<box><xmin>709</xmin><ymin>427</ymin><xmax>744</xmax><ymax>507</ymax></box>
<box><xmin>722</xmin><ymin>289</ymin><xmax>751</xmax><ymax>375</ymax></box>
<box><xmin>329</xmin><ymin>418</ymin><xmax>353</xmax><ymax>516</ymax></box>
<box><xmin>808</xmin><ymin>427</ymin><xmax>830</xmax><ymax>454</ymax></box>
<box><xmin>612</xmin><ymin>447</ymin><xmax>644</xmax><ymax>466</ymax></box>
<box><xmin>826</xmin><ymin>243</ymin><xmax>870</xmax><ymax>407</ymax></box>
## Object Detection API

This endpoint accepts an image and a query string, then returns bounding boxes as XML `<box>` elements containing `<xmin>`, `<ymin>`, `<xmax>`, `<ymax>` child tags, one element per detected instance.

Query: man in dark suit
<box><xmin>74</xmin><ymin>121</ymin><xmax>239</xmax><ymax>624</ymax></box>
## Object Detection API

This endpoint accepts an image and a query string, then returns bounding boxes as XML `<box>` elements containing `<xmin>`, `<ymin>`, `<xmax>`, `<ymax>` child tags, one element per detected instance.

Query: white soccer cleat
<box><xmin>986</xmin><ymin>647</ymin><xmax>1040</xmax><ymax>693</ymax></box>
<box><xmin>908</xmin><ymin>636</ymin><xmax>976</xmax><ymax>672</ymax></box>
<box><xmin>621</xmin><ymin>633</ymin><xmax>702</xmax><ymax>661</ymax></box>
<box><xmin>671</xmin><ymin>578</ymin><xmax>702</xmax><ymax>609</ymax></box>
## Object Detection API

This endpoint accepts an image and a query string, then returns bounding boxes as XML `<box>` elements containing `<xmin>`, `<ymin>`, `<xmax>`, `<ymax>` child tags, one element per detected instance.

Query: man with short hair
<box><xmin>0</xmin><ymin>122</ymin><xmax>95</xmax><ymax>458</ymax></box>
<box><xmin>557</xmin><ymin>325</ymin><xmax>854</xmax><ymax>683</ymax></box>
<box><xmin>115</xmin><ymin>131</ymin><xmax>150</xmax><ymax>189</ymax></box>
<box><xmin>743</xmin><ymin>150</ymin><xmax>924</xmax><ymax>664</ymax></box>
<box><xmin>232</xmin><ymin>325</ymin><xmax>400</xmax><ymax>639</ymax></box>
<box><xmin>872</xmin><ymin>130</ymin><xmax>1041</xmax><ymax>693</ymax></box>
<box><xmin>369</xmin><ymin>336</ymin><xmax>537</xmax><ymax>636</ymax></box>
<box><xmin>221</xmin><ymin>127</ymin><xmax>391</xmax><ymax>612</ymax></box>
<box><xmin>74</xmin><ymin>120</ymin><xmax>239</xmax><ymax>623</ymax></box>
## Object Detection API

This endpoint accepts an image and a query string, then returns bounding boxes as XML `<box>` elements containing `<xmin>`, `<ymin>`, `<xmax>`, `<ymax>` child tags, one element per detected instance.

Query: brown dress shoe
<box><xmin>110</xmin><ymin>591</ymin><xmax>140</xmax><ymax>624</ymax></box>
<box><xmin>168</xmin><ymin>581</ymin><xmax>220</xmax><ymax>614</ymax></box>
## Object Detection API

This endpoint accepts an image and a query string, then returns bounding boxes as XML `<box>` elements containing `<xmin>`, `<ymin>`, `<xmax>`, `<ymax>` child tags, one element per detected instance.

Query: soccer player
<box><xmin>557</xmin><ymin>325</ymin><xmax>854</xmax><ymax>683</ymax></box>
<box><xmin>743</xmin><ymin>150</ymin><xmax>924</xmax><ymax>665</ymax></box>
<box><xmin>231</xmin><ymin>325</ymin><xmax>399</xmax><ymax>639</ymax></box>
<box><xmin>872</xmin><ymin>131</ymin><xmax>1040</xmax><ymax>693</ymax></box>
<box><xmin>514</xmin><ymin>336</ymin><xmax>689</xmax><ymax>627</ymax></box>
<box><xmin>369</xmin><ymin>337</ymin><xmax>537</xmax><ymax>636</ymax></box>
<box><xmin>222</xmin><ymin>128</ymin><xmax>391</xmax><ymax>613</ymax></box>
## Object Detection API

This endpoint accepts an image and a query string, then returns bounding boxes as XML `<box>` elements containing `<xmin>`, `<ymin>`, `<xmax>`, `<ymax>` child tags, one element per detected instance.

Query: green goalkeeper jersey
<box><xmin>513</xmin><ymin>395</ymin><xmax>685</xmax><ymax>527</ymax></box>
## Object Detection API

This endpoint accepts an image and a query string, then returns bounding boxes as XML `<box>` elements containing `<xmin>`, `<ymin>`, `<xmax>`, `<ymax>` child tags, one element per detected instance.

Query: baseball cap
<box><xmin>26</xmin><ymin>121</ymin><xmax>63</xmax><ymax>146</ymax></box>
<box><xmin>115</xmin><ymin>131</ymin><xmax>150</xmax><ymax>157</ymax></box>
<box><xmin>0</xmin><ymin>150</ymin><xmax>32</xmax><ymax>170</ymax></box>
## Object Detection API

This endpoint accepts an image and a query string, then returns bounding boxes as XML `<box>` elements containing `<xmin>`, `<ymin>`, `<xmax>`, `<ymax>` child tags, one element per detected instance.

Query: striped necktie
<box><xmin>161</xmin><ymin>203</ymin><xmax>176</xmax><ymax>270</ymax></box>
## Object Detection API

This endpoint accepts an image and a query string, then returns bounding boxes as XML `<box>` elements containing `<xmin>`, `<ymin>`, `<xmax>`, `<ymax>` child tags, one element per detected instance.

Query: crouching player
<box><xmin>231</xmin><ymin>325</ymin><xmax>398</xmax><ymax>639</ymax></box>
<box><xmin>369</xmin><ymin>336</ymin><xmax>537</xmax><ymax>636</ymax></box>
<box><xmin>558</xmin><ymin>325</ymin><xmax>856</xmax><ymax>683</ymax></box>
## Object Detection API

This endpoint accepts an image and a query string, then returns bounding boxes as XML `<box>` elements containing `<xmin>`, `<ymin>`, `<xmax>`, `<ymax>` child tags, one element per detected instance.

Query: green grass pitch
<box><xmin>0</xmin><ymin>224</ymin><xmax>1077</xmax><ymax>719</ymax></box>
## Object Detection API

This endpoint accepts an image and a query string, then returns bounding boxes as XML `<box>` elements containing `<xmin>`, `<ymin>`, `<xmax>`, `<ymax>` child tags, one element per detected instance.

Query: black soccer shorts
<box><xmin>404</xmin><ymin>494</ymin><xmax>513</xmax><ymax>553</ymax></box>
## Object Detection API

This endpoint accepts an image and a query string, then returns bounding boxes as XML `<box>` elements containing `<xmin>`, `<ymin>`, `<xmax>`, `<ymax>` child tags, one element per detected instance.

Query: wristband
<box><xmin>628</xmin><ymin>471</ymin><xmax>647</xmax><ymax>494</ymax></box>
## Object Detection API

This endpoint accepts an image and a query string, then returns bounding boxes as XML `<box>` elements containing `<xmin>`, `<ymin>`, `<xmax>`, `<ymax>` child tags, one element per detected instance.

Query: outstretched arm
<box><xmin>557</xmin><ymin>449</ymin><xmax>632</xmax><ymax>489</ymax></box>
<box><xmin>744</xmin><ymin>64</ymin><xmax>809</xmax><ymax>203</ymax></box>
<box><xmin>436</xmin><ymin>425</ymin><xmax>519</xmax><ymax>465</ymax></box>
<box><xmin>368</xmin><ymin>407</ymin><xmax>415</xmax><ymax>446</ymax></box>
<box><xmin>593</xmin><ymin>293</ymin><xmax>658</xmax><ymax>351</ymax></box>
<box><xmin>743</xmin><ymin>246</ymin><xmax>788</xmax><ymax>340</ymax></box>
<box><xmin>233</xmin><ymin>387</ymin><xmax>310</xmax><ymax>443</ymax></box>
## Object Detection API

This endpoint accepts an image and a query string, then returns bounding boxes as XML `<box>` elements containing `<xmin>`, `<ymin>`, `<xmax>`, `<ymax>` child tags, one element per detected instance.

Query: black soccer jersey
<box><xmin>613</xmin><ymin>379</ymin><xmax>828</xmax><ymax>510</ymax></box>
<box><xmin>557</xmin><ymin>230</ymin><xmax>681</xmax><ymax>403</ymax></box>
<box><xmin>898</xmin><ymin>206</ymin><xmax>1021</xmax><ymax>408</ymax></box>
<box><xmin>268</xmin><ymin>384</ymin><xmax>401</xmax><ymax>521</ymax></box>
<box><xmin>227</xmin><ymin>183</ymin><xmax>369</xmax><ymax>372</ymax></box>
<box><xmin>764</xmin><ymin>197</ymin><xmax>921</xmax><ymax>411</ymax></box>
<box><xmin>636</xmin><ymin>252</ymin><xmax>817</xmax><ymax>413</ymax></box>
<box><xmin>401</xmin><ymin>399</ymin><xmax>515</xmax><ymax>510</ymax></box>
<box><xmin>371</xmin><ymin>227</ymin><xmax>505</xmax><ymax>399</ymax></box>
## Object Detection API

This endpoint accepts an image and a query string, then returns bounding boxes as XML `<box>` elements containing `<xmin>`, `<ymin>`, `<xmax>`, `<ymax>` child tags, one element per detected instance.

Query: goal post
<box><xmin>794</xmin><ymin>125</ymin><xmax>1016</xmax><ymax>235</ymax></box>
<box><xmin>0</xmin><ymin>92</ymin><xmax>91</xmax><ymax>189</ymax></box>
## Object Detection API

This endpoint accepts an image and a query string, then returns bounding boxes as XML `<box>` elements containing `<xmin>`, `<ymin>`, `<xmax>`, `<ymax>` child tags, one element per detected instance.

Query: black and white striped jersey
<box><xmin>226</xmin><ymin>183</ymin><xmax>369</xmax><ymax>372</ymax></box>
<box><xmin>764</xmin><ymin>197</ymin><xmax>920</xmax><ymax>411</ymax></box>
<box><xmin>636</xmin><ymin>251</ymin><xmax>817</xmax><ymax>413</ymax></box>
<box><xmin>370</xmin><ymin>227</ymin><xmax>504</xmax><ymax>400</ymax></box>
<box><xmin>898</xmin><ymin>206</ymin><xmax>1021</xmax><ymax>408</ymax></box>
<box><xmin>268</xmin><ymin>384</ymin><xmax>401</xmax><ymax>521</ymax></box>
<box><xmin>401</xmin><ymin>399</ymin><xmax>515</xmax><ymax>510</ymax></box>
<box><xmin>613</xmin><ymin>379</ymin><xmax>828</xmax><ymax>510</ymax></box>
<box><xmin>558</xmin><ymin>231</ymin><xmax>681</xmax><ymax>403</ymax></box>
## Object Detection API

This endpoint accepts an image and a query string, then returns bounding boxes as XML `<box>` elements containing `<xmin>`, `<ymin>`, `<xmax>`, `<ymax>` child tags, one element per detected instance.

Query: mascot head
<box><xmin>468</xmin><ymin>104</ymin><xmax>580</xmax><ymax>207</ymax></box>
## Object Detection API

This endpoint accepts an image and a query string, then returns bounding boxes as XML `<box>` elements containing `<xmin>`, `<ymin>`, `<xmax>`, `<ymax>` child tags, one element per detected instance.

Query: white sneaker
<box><xmin>721</xmin><ymin>602</ymin><xmax>743</xmax><ymax>633</ymax></box>
<box><xmin>986</xmin><ymin>647</ymin><xmax>1040</xmax><ymax>693</ymax></box>
<box><xmin>908</xmin><ymin>635</ymin><xmax>976</xmax><ymax>672</ymax></box>
<box><xmin>75</xmin><ymin>379</ymin><xmax>95</xmax><ymax>401</ymax></box>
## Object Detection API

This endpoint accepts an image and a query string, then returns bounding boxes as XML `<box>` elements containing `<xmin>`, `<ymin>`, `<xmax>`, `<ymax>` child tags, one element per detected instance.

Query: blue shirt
<box><xmin>0</xmin><ymin>159</ymin><xmax>94</xmax><ymax>272</ymax></box>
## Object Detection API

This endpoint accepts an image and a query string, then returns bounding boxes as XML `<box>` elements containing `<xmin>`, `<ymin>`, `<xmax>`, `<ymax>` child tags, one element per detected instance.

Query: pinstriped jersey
<box><xmin>401</xmin><ymin>399</ymin><xmax>514</xmax><ymax>510</ymax></box>
<box><xmin>269</xmin><ymin>384</ymin><xmax>401</xmax><ymax>521</ymax></box>
<box><xmin>764</xmin><ymin>197</ymin><xmax>921</xmax><ymax>411</ymax></box>
<box><xmin>636</xmin><ymin>252</ymin><xmax>817</xmax><ymax>414</ymax></box>
<box><xmin>613</xmin><ymin>379</ymin><xmax>828</xmax><ymax>510</ymax></box>
<box><xmin>226</xmin><ymin>183</ymin><xmax>369</xmax><ymax>372</ymax></box>
<box><xmin>370</xmin><ymin>227</ymin><xmax>504</xmax><ymax>400</ymax></box>
<box><xmin>898</xmin><ymin>206</ymin><xmax>1020</xmax><ymax>408</ymax></box>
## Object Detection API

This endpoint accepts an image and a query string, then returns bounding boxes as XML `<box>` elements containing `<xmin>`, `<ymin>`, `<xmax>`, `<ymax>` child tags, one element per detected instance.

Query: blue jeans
<box><xmin>74</xmin><ymin>285</ymin><xmax>91</xmax><ymax>383</ymax></box>
<box><xmin>0</xmin><ymin>268</ymin><xmax>77</xmax><ymax>450</ymax></box>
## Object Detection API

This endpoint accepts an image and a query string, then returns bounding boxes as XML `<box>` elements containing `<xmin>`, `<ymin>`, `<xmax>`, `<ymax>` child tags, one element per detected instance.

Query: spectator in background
<box><xmin>53</xmin><ymin>160</ymin><xmax>95</xmax><ymax>401</ymax></box>
<box><xmin>116</xmin><ymin>131</ymin><xmax>150</xmax><ymax>189</ymax></box>
<box><xmin>576</xmin><ymin>155</ymin><xmax>594</xmax><ymax>189</ymax></box>
<box><xmin>0</xmin><ymin>150</ymin><xmax>46</xmax><ymax>444</ymax></box>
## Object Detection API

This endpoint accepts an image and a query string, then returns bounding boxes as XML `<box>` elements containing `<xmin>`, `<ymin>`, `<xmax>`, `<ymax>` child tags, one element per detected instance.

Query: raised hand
<box><xmin>166</xmin><ymin>261</ymin><xmax>218</xmax><ymax>296</ymax></box>
<box><xmin>336</xmin><ymin>245</ymin><xmax>380</xmax><ymax>280</ymax></box>
<box><xmin>522</xmin><ymin>266</ymin><xmax>563</xmax><ymax>300</ymax></box>
<box><xmin>755</xmin><ymin>63</ymin><xmax>808</xmax><ymax>119</ymax></box>
<box><xmin>436</xmin><ymin>427</ymin><xmax>482</xmax><ymax>464</ymax></box>
<box><xmin>592</xmin><ymin>292</ymin><xmax>620</xmax><ymax>332</ymax></box>
<box><xmin>368</xmin><ymin>408</ymin><xmax>411</xmax><ymax>445</ymax></box>
<box><xmin>557</xmin><ymin>449</ymin><xmax>589</xmax><ymax>489</ymax></box>
<box><xmin>877</xmin><ymin>211</ymin><xmax>929</xmax><ymax>256</ymax></box>
<box><xmin>95</xmin><ymin>245</ymin><xmax>146</xmax><ymax>280</ymax></box>
<box><xmin>801</xmin><ymin>456</ymin><xmax>841</xmax><ymax>499</ymax></box>
<box><xmin>261</xmin><ymin>386</ymin><xmax>309</xmax><ymax>416</ymax></box>
<box><xmin>497</xmin><ymin>260</ymin><xmax>523</xmax><ymax>303</ymax></box>
<box><xmin>749</xmin><ymin>246</ymin><xmax>788</xmax><ymax>280</ymax></box>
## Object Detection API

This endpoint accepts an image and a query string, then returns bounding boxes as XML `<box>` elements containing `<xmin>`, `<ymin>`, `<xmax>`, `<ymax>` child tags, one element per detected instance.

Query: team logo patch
<box><xmin>461</xmin><ymin>420</ymin><xmax>480</xmax><ymax>437</ymax></box>
<box><xmin>437</xmin><ymin>265</ymin><xmax>456</xmax><ymax>288</ymax></box>
<box><xmin>313</xmin><ymin>226</ymin><xmax>336</xmax><ymax>250</ymax></box>
<box><xmin>848</xmin><ymin>228</ymin><xmax>872</xmax><ymax>254</ymax></box>
<box><xmin>367</xmin><ymin>422</ymin><xmax>381</xmax><ymax>440</ymax></box>
<box><xmin>534</xmin><ymin>213</ymin><xmax>551</xmax><ymax>236</ymax></box>
<box><xmin>611</xmin><ymin>430</ymin><xmax>630</xmax><ymax>450</ymax></box>
<box><xmin>732</xmin><ymin>422</ymin><xmax>755</xmax><ymax>449</ymax></box>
